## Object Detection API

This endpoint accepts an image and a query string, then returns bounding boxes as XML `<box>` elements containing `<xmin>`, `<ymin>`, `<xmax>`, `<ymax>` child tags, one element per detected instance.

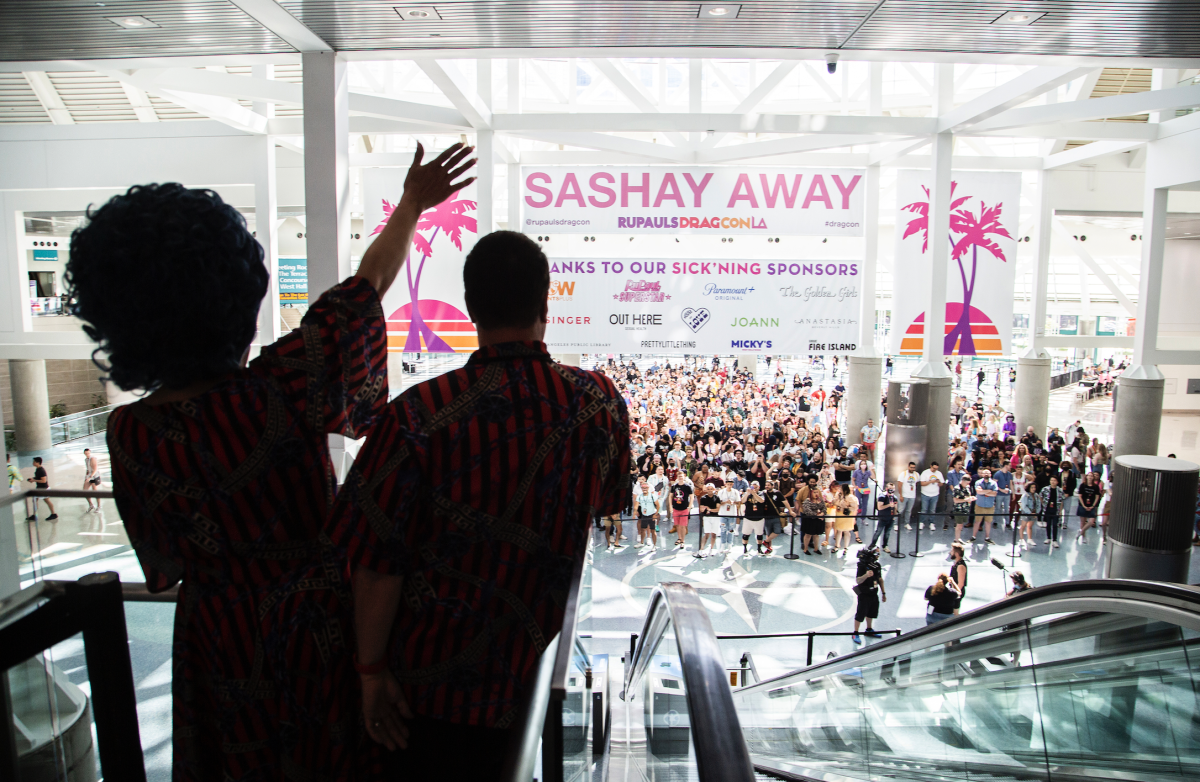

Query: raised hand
<box><xmin>400</xmin><ymin>142</ymin><xmax>478</xmax><ymax>214</ymax></box>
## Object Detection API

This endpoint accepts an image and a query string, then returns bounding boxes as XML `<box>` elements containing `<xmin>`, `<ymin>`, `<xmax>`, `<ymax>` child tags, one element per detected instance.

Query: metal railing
<box><xmin>49</xmin><ymin>404</ymin><xmax>116</xmax><ymax>445</ymax></box>
<box><xmin>621</xmin><ymin>582</ymin><xmax>757</xmax><ymax>782</ymax></box>
<box><xmin>0</xmin><ymin>573</ymin><xmax>146</xmax><ymax>782</ymax></box>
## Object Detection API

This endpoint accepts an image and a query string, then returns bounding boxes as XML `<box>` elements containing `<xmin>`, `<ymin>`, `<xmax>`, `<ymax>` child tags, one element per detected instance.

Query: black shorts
<box><xmin>801</xmin><ymin>516</ymin><xmax>825</xmax><ymax>536</ymax></box>
<box><xmin>855</xmin><ymin>591</ymin><xmax>880</xmax><ymax>622</ymax></box>
<box><xmin>638</xmin><ymin>515</ymin><xmax>657</xmax><ymax>530</ymax></box>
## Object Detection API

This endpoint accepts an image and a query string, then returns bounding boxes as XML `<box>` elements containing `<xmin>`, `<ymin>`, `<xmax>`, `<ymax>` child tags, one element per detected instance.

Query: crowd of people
<box><xmin>597</xmin><ymin>353</ymin><xmax>1120</xmax><ymax>563</ymax></box>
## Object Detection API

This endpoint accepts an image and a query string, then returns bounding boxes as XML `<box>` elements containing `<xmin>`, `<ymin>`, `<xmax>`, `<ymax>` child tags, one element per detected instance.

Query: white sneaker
<box><xmin>1044</xmin><ymin>539</ymin><xmax>1052</xmax><ymax>544</ymax></box>
<box><xmin>1053</xmin><ymin>541</ymin><xmax>1061</xmax><ymax>548</ymax></box>
<box><xmin>905</xmin><ymin>524</ymin><xmax>912</xmax><ymax>531</ymax></box>
<box><xmin>607</xmin><ymin>545</ymin><xmax>615</xmax><ymax>552</ymax></box>
<box><xmin>882</xmin><ymin>546</ymin><xmax>890</xmax><ymax>553</ymax></box>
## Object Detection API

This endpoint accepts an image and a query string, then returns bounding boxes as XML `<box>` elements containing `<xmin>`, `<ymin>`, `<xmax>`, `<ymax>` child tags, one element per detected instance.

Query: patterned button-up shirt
<box><xmin>331</xmin><ymin>341</ymin><xmax>629</xmax><ymax>727</ymax></box>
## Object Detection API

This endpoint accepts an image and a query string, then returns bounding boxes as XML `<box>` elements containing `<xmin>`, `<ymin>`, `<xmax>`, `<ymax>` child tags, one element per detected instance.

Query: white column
<box><xmin>476</xmin><ymin>59</ymin><xmax>494</xmax><ymax>236</ymax></box>
<box><xmin>254</xmin><ymin>134</ymin><xmax>281</xmax><ymax>345</ymax></box>
<box><xmin>846</xmin><ymin>355</ymin><xmax>883</xmax><ymax>453</ymax></box>
<box><xmin>1028</xmin><ymin>172</ymin><xmax>1053</xmax><ymax>356</ymax></box>
<box><xmin>859</xmin><ymin>164</ymin><xmax>880</xmax><ymax>354</ymax></box>
<box><xmin>10</xmin><ymin>359</ymin><xmax>51</xmax><ymax>454</ymax></box>
<box><xmin>302</xmin><ymin>51</ymin><xmax>350</xmax><ymax>300</ymax></box>
<box><xmin>737</xmin><ymin>354</ymin><xmax>758</xmax><ymax>374</ymax></box>
<box><xmin>1115</xmin><ymin>182</ymin><xmax>1168</xmax><ymax>457</ymax></box>
<box><xmin>1014</xmin><ymin>355</ymin><xmax>1052</xmax><ymax>441</ymax></box>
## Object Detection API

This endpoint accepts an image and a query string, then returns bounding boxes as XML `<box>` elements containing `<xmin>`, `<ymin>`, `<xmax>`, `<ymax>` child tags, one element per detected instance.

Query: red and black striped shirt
<box><xmin>331</xmin><ymin>341</ymin><xmax>629</xmax><ymax>727</ymax></box>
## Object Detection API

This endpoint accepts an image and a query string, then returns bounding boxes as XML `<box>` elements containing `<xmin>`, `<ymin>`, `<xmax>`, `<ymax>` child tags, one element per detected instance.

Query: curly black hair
<box><xmin>65</xmin><ymin>183</ymin><xmax>268</xmax><ymax>392</ymax></box>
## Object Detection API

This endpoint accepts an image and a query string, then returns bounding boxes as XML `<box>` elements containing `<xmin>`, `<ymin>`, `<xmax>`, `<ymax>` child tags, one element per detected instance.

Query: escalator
<box><xmin>616</xmin><ymin>579</ymin><xmax>1200</xmax><ymax>782</ymax></box>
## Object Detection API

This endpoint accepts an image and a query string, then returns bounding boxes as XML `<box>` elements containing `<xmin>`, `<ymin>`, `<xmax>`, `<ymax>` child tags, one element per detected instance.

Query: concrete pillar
<box><xmin>302</xmin><ymin>51</ymin><xmax>351</xmax><ymax>301</ymax></box>
<box><xmin>846</xmin><ymin>356</ymin><xmax>882</xmax><ymax>450</ymax></box>
<box><xmin>1015</xmin><ymin>352</ymin><xmax>1052</xmax><ymax>441</ymax></box>
<box><xmin>1114</xmin><ymin>366</ymin><xmax>1166</xmax><ymax>458</ymax></box>
<box><xmin>1030</xmin><ymin>174</ymin><xmax>1052</xmax><ymax>351</ymax></box>
<box><xmin>9</xmin><ymin>359</ymin><xmax>51</xmax><ymax>454</ymax></box>
<box><xmin>737</xmin><ymin>354</ymin><xmax>758</xmax><ymax>374</ymax></box>
<box><xmin>918</xmin><ymin>375</ymin><xmax>953</xmax><ymax>473</ymax></box>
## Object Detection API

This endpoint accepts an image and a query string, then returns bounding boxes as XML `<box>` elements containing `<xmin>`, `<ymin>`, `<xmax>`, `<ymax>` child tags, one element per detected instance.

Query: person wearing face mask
<box><xmin>742</xmin><ymin>481</ymin><xmax>767</xmax><ymax>555</ymax></box>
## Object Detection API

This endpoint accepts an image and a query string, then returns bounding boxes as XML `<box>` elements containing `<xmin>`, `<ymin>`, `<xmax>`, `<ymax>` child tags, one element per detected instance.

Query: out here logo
<box><xmin>548</xmin><ymin>280</ymin><xmax>576</xmax><ymax>301</ymax></box>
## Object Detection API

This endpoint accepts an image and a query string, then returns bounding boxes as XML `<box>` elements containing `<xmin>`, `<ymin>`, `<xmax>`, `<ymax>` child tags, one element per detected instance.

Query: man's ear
<box><xmin>539</xmin><ymin>294</ymin><xmax>549</xmax><ymax>324</ymax></box>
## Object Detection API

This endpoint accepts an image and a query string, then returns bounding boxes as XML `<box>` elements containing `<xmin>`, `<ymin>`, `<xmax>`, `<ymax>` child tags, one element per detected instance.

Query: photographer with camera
<box><xmin>852</xmin><ymin>547</ymin><xmax>887</xmax><ymax>644</ymax></box>
<box><xmin>870</xmin><ymin>482</ymin><xmax>898</xmax><ymax>553</ymax></box>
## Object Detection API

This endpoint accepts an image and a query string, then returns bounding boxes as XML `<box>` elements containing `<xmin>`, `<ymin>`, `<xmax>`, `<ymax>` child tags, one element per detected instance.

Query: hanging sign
<box><xmin>521</xmin><ymin>166</ymin><xmax>866</xmax><ymax>236</ymax></box>
<box><xmin>542</xmin><ymin>257</ymin><xmax>861</xmax><ymax>354</ymax></box>
<box><xmin>278</xmin><ymin>257</ymin><xmax>308</xmax><ymax>304</ymax></box>
<box><xmin>890</xmin><ymin>170</ymin><xmax>1021</xmax><ymax>357</ymax></box>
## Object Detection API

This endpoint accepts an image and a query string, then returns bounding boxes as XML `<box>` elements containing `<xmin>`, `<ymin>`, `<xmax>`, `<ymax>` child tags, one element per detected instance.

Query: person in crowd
<box><xmin>949</xmin><ymin>541</ymin><xmax>968</xmax><ymax>615</ymax></box>
<box><xmin>1040</xmin><ymin>475</ymin><xmax>1064</xmax><ymax>548</ymax></box>
<box><xmin>741</xmin><ymin>481</ymin><xmax>768</xmax><ymax>555</ymax></box>
<box><xmin>851</xmin><ymin>547</ymin><xmax>887</xmax><ymax>643</ymax></box>
<box><xmin>762</xmin><ymin>477</ymin><xmax>788</xmax><ymax>555</ymax></box>
<box><xmin>918</xmin><ymin>460</ymin><xmax>945</xmax><ymax>529</ymax></box>
<box><xmin>951</xmin><ymin>474</ymin><xmax>976</xmax><ymax>544</ymax></box>
<box><xmin>717</xmin><ymin>469</ymin><xmax>741</xmax><ymax>552</ymax></box>
<box><xmin>1007</xmin><ymin>570</ymin><xmax>1033</xmax><ymax>597</ymax></box>
<box><xmin>603</xmin><ymin>511</ymin><xmax>625</xmax><ymax>551</ymax></box>
<box><xmin>852</xmin><ymin>457</ymin><xmax>873</xmax><ymax>522</ymax></box>
<box><xmin>992</xmin><ymin>462</ymin><xmax>1012</xmax><ymax>530</ymax></box>
<box><xmin>925</xmin><ymin>573</ymin><xmax>960</xmax><ymax>625</ymax></box>
<box><xmin>1076</xmin><ymin>470</ymin><xmax>1102</xmax><ymax>544</ymax></box>
<box><xmin>331</xmin><ymin>227</ymin><xmax>629</xmax><ymax>778</ymax></box>
<box><xmin>870</xmin><ymin>481</ymin><xmax>898</xmax><ymax>553</ymax></box>
<box><xmin>66</xmin><ymin>142</ymin><xmax>474</xmax><ymax>780</ymax></box>
<box><xmin>695</xmin><ymin>482</ymin><xmax>721</xmax><ymax>558</ymax></box>
<box><xmin>634</xmin><ymin>477</ymin><xmax>660</xmax><ymax>549</ymax></box>
<box><xmin>669</xmin><ymin>471</ymin><xmax>694</xmax><ymax>549</ymax></box>
<box><xmin>25</xmin><ymin>456</ymin><xmax>57</xmax><ymax>521</ymax></box>
<box><xmin>831</xmin><ymin>483</ymin><xmax>859</xmax><ymax>554</ymax></box>
<box><xmin>799</xmin><ymin>475</ymin><xmax>826</xmax><ymax>556</ymax></box>
<box><xmin>81</xmin><ymin>447</ymin><xmax>103</xmax><ymax>511</ymax></box>
<box><xmin>6</xmin><ymin>453</ymin><xmax>22</xmax><ymax>494</ymax></box>
<box><xmin>860</xmin><ymin>418</ymin><xmax>880</xmax><ymax>461</ymax></box>
<box><xmin>899</xmin><ymin>460</ymin><xmax>920</xmax><ymax>531</ymax></box>
<box><xmin>970</xmin><ymin>468</ymin><xmax>999</xmax><ymax>545</ymax></box>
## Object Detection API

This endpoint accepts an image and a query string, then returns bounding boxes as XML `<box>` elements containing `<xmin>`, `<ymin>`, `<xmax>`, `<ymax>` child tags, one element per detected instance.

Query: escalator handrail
<box><xmin>623</xmin><ymin>582</ymin><xmax>757</xmax><ymax>782</ymax></box>
<box><xmin>734</xmin><ymin>578</ymin><xmax>1200</xmax><ymax>697</ymax></box>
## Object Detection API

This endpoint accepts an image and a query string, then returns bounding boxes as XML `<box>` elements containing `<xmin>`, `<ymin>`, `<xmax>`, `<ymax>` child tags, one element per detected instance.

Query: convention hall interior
<box><xmin>2</xmin><ymin>1</ymin><xmax>1200</xmax><ymax>781</ymax></box>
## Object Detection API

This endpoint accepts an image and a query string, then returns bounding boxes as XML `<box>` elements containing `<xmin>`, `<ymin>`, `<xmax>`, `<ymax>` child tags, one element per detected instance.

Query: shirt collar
<box><xmin>466</xmin><ymin>340</ymin><xmax>552</xmax><ymax>366</ymax></box>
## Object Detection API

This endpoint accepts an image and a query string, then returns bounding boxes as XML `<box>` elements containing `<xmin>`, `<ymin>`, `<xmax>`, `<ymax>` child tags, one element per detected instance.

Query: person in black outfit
<box><xmin>26</xmin><ymin>456</ymin><xmax>58</xmax><ymax>521</ymax></box>
<box><xmin>924</xmin><ymin>574</ymin><xmax>959</xmax><ymax>625</ymax></box>
<box><xmin>949</xmin><ymin>541</ymin><xmax>967</xmax><ymax>615</ymax></box>
<box><xmin>852</xmin><ymin>548</ymin><xmax>887</xmax><ymax>642</ymax></box>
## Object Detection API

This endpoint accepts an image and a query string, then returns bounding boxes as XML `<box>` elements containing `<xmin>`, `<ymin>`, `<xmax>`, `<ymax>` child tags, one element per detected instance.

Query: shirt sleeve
<box><xmin>594</xmin><ymin>374</ymin><xmax>633</xmax><ymax>516</ymax></box>
<box><xmin>249</xmin><ymin>276</ymin><xmax>388</xmax><ymax>438</ymax></box>
<box><xmin>329</xmin><ymin>400</ymin><xmax>424</xmax><ymax>576</ymax></box>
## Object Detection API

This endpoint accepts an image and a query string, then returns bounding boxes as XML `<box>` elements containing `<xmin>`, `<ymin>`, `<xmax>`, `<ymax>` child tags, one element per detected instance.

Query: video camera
<box><xmin>857</xmin><ymin>547</ymin><xmax>880</xmax><ymax>566</ymax></box>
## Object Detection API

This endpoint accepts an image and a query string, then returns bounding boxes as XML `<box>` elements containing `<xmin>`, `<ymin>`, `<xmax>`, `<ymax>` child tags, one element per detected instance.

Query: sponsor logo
<box><xmin>549</xmin><ymin>315</ymin><xmax>592</xmax><ymax>324</ymax></box>
<box><xmin>641</xmin><ymin>340</ymin><xmax>697</xmax><ymax>349</ymax></box>
<box><xmin>808</xmin><ymin>342</ymin><xmax>858</xmax><ymax>352</ymax></box>
<box><xmin>702</xmin><ymin>282</ymin><xmax>755</xmax><ymax>301</ymax></box>
<box><xmin>681</xmin><ymin>307</ymin><xmax>711</xmax><ymax>333</ymax></box>
<box><xmin>548</xmin><ymin>281</ymin><xmax>576</xmax><ymax>301</ymax></box>
<box><xmin>780</xmin><ymin>285</ymin><xmax>859</xmax><ymax>302</ymax></box>
<box><xmin>731</xmin><ymin>339</ymin><xmax>773</xmax><ymax>349</ymax></box>
<box><xmin>609</xmin><ymin>313</ymin><xmax>662</xmax><ymax>326</ymax></box>
<box><xmin>728</xmin><ymin>316</ymin><xmax>779</xmax><ymax>328</ymax></box>
<box><xmin>613</xmin><ymin>279</ymin><xmax>670</xmax><ymax>303</ymax></box>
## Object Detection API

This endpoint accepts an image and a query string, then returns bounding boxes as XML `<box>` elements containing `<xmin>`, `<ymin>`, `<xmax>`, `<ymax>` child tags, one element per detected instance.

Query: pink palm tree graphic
<box><xmin>901</xmin><ymin>183</ymin><xmax>1010</xmax><ymax>355</ymax></box>
<box><xmin>373</xmin><ymin>195</ymin><xmax>477</xmax><ymax>351</ymax></box>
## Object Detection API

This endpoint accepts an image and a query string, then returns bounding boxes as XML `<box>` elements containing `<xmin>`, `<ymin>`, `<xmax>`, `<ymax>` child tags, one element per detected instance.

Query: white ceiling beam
<box><xmin>1157</xmin><ymin>109</ymin><xmax>1200</xmax><ymax>139</ymax></box>
<box><xmin>869</xmin><ymin>136</ymin><xmax>931</xmax><ymax>165</ymax></box>
<box><xmin>1046</xmin><ymin>68</ymin><xmax>1104</xmax><ymax>154</ymax></box>
<box><xmin>696</xmin><ymin>134</ymin><xmax>883</xmax><ymax>164</ymax></box>
<box><xmin>972</xmin><ymin>82</ymin><xmax>1200</xmax><ymax>132</ymax></box>
<box><xmin>708</xmin><ymin>60</ymin><xmax>747</xmax><ymax>104</ymax></box>
<box><xmin>936</xmin><ymin>66</ymin><xmax>1093</xmax><ymax>133</ymax></box>
<box><xmin>1043</xmin><ymin>139</ymin><xmax>1146</xmax><ymax>170</ymax></box>
<box><xmin>226</xmin><ymin>0</ymin><xmax>332</xmax><ymax>52</ymax></box>
<box><xmin>890</xmin><ymin>154</ymin><xmax>1043</xmax><ymax>171</ymax></box>
<box><xmin>1051</xmin><ymin>219</ymin><xmax>1136</xmax><ymax>315</ymax></box>
<box><xmin>21</xmin><ymin>71</ymin><xmax>73</xmax><ymax>125</ymax></box>
<box><xmin>348</xmin><ymin>92</ymin><xmax>471</xmax><ymax>130</ymax></box>
<box><xmin>417</xmin><ymin>60</ymin><xmax>492</xmax><ymax>129</ymax></box>
<box><xmin>588</xmin><ymin>58</ymin><xmax>689</xmax><ymax>149</ymax></box>
<box><xmin>801</xmin><ymin>62</ymin><xmax>841</xmax><ymax>104</ymax></box>
<box><xmin>503</xmin><ymin>130</ymin><xmax>691</xmax><ymax>162</ymax></box>
<box><xmin>701</xmin><ymin>61</ymin><xmax>801</xmax><ymax>149</ymax></box>
<box><xmin>902</xmin><ymin>63</ymin><xmax>935</xmax><ymax>96</ymax></box>
<box><xmin>103</xmin><ymin>68</ymin><xmax>268</xmax><ymax>133</ymax></box>
<box><xmin>490</xmin><ymin>112</ymin><xmax>933</xmax><ymax>135</ymax></box>
<box><xmin>119</xmin><ymin>82</ymin><xmax>159</xmax><ymax>122</ymax></box>
<box><xmin>528</xmin><ymin>60</ymin><xmax>568</xmax><ymax>105</ymax></box>
<box><xmin>967</xmin><ymin>122</ymin><xmax>1156</xmax><ymax>141</ymax></box>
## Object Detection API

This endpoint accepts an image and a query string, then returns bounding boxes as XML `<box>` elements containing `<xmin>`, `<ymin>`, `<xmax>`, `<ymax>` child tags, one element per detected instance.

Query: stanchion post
<box><xmin>890</xmin><ymin>508</ymin><xmax>907</xmax><ymax>559</ymax></box>
<box><xmin>784</xmin><ymin>513</ymin><xmax>799</xmax><ymax>560</ymax></box>
<box><xmin>908</xmin><ymin>512</ymin><xmax>925</xmax><ymax>557</ymax></box>
<box><xmin>1009</xmin><ymin>510</ymin><xmax>1022</xmax><ymax>562</ymax></box>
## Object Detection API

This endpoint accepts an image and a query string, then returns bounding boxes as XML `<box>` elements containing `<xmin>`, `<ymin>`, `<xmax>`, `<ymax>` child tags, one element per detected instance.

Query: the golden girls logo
<box><xmin>548</xmin><ymin>280</ymin><xmax>576</xmax><ymax>301</ymax></box>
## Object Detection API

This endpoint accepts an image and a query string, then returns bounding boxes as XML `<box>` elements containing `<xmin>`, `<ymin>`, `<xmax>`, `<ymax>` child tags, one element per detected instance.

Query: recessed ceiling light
<box><xmin>394</xmin><ymin>5</ymin><xmax>442</xmax><ymax>21</ymax></box>
<box><xmin>106</xmin><ymin>15</ymin><xmax>160</xmax><ymax>29</ymax></box>
<box><xmin>698</xmin><ymin>3</ymin><xmax>741</xmax><ymax>19</ymax></box>
<box><xmin>992</xmin><ymin>10</ymin><xmax>1046</xmax><ymax>25</ymax></box>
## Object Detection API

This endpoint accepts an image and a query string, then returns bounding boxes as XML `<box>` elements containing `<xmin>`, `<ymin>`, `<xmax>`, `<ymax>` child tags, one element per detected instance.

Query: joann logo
<box><xmin>731</xmin><ymin>339</ymin><xmax>773</xmax><ymax>349</ymax></box>
<box><xmin>728</xmin><ymin>316</ymin><xmax>779</xmax><ymax>328</ymax></box>
<box><xmin>548</xmin><ymin>280</ymin><xmax>576</xmax><ymax>301</ymax></box>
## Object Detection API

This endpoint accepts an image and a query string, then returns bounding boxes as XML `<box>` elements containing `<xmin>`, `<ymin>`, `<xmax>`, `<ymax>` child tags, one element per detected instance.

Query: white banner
<box><xmin>889</xmin><ymin>170</ymin><xmax>1022</xmax><ymax>357</ymax></box>
<box><xmin>364</xmin><ymin>168</ymin><xmax>480</xmax><ymax>353</ymax></box>
<box><xmin>543</xmin><ymin>257</ymin><xmax>861</xmax><ymax>354</ymax></box>
<box><xmin>521</xmin><ymin>166</ymin><xmax>866</xmax><ymax>236</ymax></box>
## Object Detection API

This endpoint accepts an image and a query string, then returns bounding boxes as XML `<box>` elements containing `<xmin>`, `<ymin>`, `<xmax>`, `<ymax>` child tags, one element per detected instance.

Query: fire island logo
<box><xmin>681</xmin><ymin>307</ymin><xmax>711</xmax><ymax>333</ymax></box>
<box><xmin>613</xmin><ymin>280</ymin><xmax>671</xmax><ymax>303</ymax></box>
